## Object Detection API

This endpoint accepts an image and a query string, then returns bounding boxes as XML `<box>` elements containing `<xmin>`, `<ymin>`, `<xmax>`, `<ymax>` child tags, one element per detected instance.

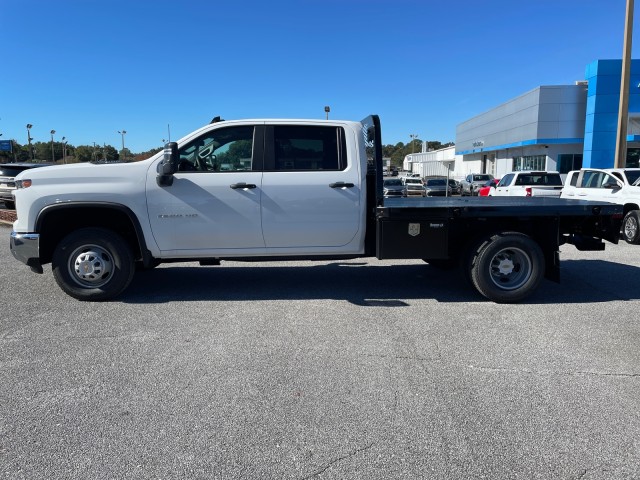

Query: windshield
<box><xmin>426</xmin><ymin>179</ymin><xmax>446</xmax><ymax>186</ymax></box>
<box><xmin>405</xmin><ymin>179</ymin><xmax>422</xmax><ymax>184</ymax></box>
<box><xmin>473</xmin><ymin>174</ymin><xmax>492</xmax><ymax>181</ymax></box>
<box><xmin>384</xmin><ymin>179</ymin><xmax>403</xmax><ymax>186</ymax></box>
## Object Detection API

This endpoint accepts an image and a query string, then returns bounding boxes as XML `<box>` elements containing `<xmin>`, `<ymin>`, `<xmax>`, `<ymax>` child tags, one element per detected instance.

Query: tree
<box><xmin>119</xmin><ymin>148</ymin><xmax>132</xmax><ymax>162</ymax></box>
<box><xmin>74</xmin><ymin>145</ymin><xmax>95</xmax><ymax>163</ymax></box>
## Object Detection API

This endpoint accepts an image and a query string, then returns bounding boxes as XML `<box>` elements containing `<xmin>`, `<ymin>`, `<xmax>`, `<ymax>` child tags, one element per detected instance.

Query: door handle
<box><xmin>329</xmin><ymin>182</ymin><xmax>355</xmax><ymax>188</ymax></box>
<box><xmin>230</xmin><ymin>182</ymin><xmax>257</xmax><ymax>189</ymax></box>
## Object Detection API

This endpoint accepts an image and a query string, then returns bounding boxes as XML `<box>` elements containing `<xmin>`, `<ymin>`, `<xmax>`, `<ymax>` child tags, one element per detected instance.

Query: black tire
<box><xmin>622</xmin><ymin>210</ymin><xmax>640</xmax><ymax>245</ymax></box>
<box><xmin>470</xmin><ymin>232</ymin><xmax>544</xmax><ymax>303</ymax></box>
<box><xmin>52</xmin><ymin>228</ymin><xmax>135</xmax><ymax>301</ymax></box>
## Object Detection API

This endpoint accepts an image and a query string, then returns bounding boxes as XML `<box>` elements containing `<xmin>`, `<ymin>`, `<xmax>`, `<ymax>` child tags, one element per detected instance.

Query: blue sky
<box><xmin>0</xmin><ymin>0</ymin><xmax>637</xmax><ymax>153</ymax></box>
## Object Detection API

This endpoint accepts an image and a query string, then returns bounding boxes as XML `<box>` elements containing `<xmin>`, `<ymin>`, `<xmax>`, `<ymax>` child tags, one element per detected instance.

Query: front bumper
<box><xmin>10</xmin><ymin>231</ymin><xmax>43</xmax><ymax>273</ymax></box>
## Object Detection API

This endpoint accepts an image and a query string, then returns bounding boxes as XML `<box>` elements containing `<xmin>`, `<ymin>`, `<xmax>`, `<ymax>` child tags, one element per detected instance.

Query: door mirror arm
<box><xmin>157</xmin><ymin>142</ymin><xmax>179</xmax><ymax>187</ymax></box>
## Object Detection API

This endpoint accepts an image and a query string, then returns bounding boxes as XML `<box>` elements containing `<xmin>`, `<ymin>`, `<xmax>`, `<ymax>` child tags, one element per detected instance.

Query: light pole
<box><xmin>50</xmin><ymin>130</ymin><xmax>56</xmax><ymax>162</ymax></box>
<box><xmin>409</xmin><ymin>134</ymin><xmax>419</xmax><ymax>154</ymax></box>
<box><xmin>62</xmin><ymin>136</ymin><xmax>68</xmax><ymax>164</ymax></box>
<box><xmin>26</xmin><ymin>124</ymin><xmax>33</xmax><ymax>161</ymax></box>
<box><xmin>118</xmin><ymin>130</ymin><xmax>127</xmax><ymax>162</ymax></box>
<box><xmin>324</xmin><ymin>106</ymin><xmax>330</xmax><ymax>120</ymax></box>
<box><xmin>615</xmin><ymin>0</ymin><xmax>634</xmax><ymax>168</ymax></box>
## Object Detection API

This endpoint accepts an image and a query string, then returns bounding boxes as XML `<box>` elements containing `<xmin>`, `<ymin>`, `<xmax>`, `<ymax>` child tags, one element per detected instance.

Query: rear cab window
<box><xmin>264</xmin><ymin>125</ymin><xmax>347</xmax><ymax>171</ymax></box>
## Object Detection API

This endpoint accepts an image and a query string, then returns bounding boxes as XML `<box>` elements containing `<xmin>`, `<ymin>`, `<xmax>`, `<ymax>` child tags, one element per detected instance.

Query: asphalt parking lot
<box><xmin>1</xmin><ymin>222</ymin><xmax>639</xmax><ymax>479</ymax></box>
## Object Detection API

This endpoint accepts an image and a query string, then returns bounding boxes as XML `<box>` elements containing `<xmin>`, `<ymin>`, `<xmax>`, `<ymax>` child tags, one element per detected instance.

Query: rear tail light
<box><xmin>525</xmin><ymin>187</ymin><xmax>532</xmax><ymax>197</ymax></box>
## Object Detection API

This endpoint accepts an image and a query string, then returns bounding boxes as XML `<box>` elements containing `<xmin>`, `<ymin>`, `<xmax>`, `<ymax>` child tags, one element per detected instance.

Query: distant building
<box><xmin>404</xmin><ymin>146</ymin><xmax>457</xmax><ymax>178</ymax></box>
<box><xmin>454</xmin><ymin>59</ymin><xmax>640</xmax><ymax>179</ymax></box>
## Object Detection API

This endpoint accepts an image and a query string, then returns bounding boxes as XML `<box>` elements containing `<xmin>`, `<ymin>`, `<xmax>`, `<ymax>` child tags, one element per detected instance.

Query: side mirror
<box><xmin>157</xmin><ymin>142</ymin><xmax>179</xmax><ymax>186</ymax></box>
<box><xmin>603</xmin><ymin>179</ymin><xmax>622</xmax><ymax>190</ymax></box>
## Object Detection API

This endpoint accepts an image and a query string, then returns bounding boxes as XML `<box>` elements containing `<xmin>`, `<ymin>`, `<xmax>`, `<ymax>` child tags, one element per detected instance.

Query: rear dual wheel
<box><xmin>469</xmin><ymin>232</ymin><xmax>544</xmax><ymax>303</ymax></box>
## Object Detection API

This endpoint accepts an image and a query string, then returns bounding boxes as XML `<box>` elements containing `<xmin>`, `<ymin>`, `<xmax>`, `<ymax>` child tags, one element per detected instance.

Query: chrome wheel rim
<box><xmin>488</xmin><ymin>247</ymin><xmax>532</xmax><ymax>291</ymax></box>
<box><xmin>624</xmin><ymin>215</ymin><xmax>638</xmax><ymax>241</ymax></box>
<box><xmin>68</xmin><ymin>245</ymin><xmax>114</xmax><ymax>288</ymax></box>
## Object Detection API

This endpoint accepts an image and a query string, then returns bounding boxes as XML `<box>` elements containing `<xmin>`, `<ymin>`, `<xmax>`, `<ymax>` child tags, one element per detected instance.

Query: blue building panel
<box><xmin>582</xmin><ymin>59</ymin><xmax>640</xmax><ymax>168</ymax></box>
<box><xmin>589</xmin><ymin>93</ymin><xmax>620</xmax><ymax>114</ymax></box>
<box><xmin>591</xmin><ymin>113</ymin><xmax>619</xmax><ymax>133</ymax></box>
<box><xmin>584</xmin><ymin>149</ymin><xmax>615</xmax><ymax>168</ymax></box>
<box><xmin>588</xmin><ymin>74</ymin><xmax>625</xmax><ymax>95</ymax></box>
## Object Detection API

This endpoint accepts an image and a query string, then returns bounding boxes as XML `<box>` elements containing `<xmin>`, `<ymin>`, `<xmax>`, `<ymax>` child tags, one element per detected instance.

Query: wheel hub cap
<box><xmin>496</xmin><ymin>258</ymin><xmax>515</xmax><ymax>275</ymax></box>
<box><xmin>70</xmin><ymin>247</ymin><xmax>113</xmax><ymax>287</ymax></box>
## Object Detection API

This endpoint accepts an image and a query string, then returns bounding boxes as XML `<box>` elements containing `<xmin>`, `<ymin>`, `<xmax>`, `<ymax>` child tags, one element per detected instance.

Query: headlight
<box><xmin>16</xmin><ymin>179</ymin><xmax>32</xmax><ymax>189</ymax></box>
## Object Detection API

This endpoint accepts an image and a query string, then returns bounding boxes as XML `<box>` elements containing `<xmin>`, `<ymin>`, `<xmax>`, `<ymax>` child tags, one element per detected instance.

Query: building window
<box><xmin>627</xmin><ymin>148</ymin><xmax>640</xmax><ymax>168</ymax></box>
<box><xmin>557</xmin><ymin>154</ymin><xmax>583</xmax><ymax>173</ymax></box>
<box><xmin>512</xmin><ymin>155</ymin><xmax>546</xmax><ymax>171</ymax></box>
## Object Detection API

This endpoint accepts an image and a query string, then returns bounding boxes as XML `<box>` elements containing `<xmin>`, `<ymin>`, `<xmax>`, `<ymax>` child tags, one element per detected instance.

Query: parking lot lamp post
<box><xmin>410</xmin><ymin>134</ymin><xmax>418</xmax><ymax>154</ymax></box>
<box><xmin>26</xmin><ymin>124</ymin><xmax>33</xmax><ymax>161</ymax></box>
<box><xmin>324</xmin><ymin>106</ymin><xmax>330</xmax><ymax>120</ymax></box>
<box><xmin>615</xmin><ymin>0</ymin><xmax>634</xmax><ymax>168</ymax></box>
<box><xmin>50</xmin><ymin>130</ymin><xmax>56</xmax><ymax>162</ymax></box>
<box><xmin>118</xmin><ymin>130</ymin><xmax>127</xmax><ymax>162</ymax></box>
<box><xmin>62</xmin><ymin>137</ymin><xmax>67</xmax><ymax>164</ymax></box>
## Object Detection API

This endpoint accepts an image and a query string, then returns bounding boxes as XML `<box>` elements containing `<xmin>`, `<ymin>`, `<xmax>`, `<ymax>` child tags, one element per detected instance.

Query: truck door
<box><xmin>492</xmin><ymin>173</ymin><xmax>514</xmax><ymax>196</ymax></box>
<box><xmin>146</xmin><ymin>125</ymin><xmax>266</xmax><ymax>253</ymax></box>
<box><xmin>260</xmin><ymin>124</ymin><xmax>361</xmax><ymax>251</ymax></box>
<box><xmin>575</xmin><ymin>169</ymin><xmax>622</xmax><ymax>202</ymax></box>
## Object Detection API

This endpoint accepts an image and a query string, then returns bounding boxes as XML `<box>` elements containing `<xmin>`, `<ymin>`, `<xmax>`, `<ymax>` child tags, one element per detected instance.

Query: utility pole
<box><xmin>615</xmin><ymin>0</ymin><xmax>634</xmax><ymax>168</ymax></box>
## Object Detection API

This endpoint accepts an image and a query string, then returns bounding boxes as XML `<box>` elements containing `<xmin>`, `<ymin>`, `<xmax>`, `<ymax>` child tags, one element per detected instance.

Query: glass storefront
<box><xmin>512</xmin><ymin>155</ymin><xmax>546</xmax><ymax>171</ymax></box>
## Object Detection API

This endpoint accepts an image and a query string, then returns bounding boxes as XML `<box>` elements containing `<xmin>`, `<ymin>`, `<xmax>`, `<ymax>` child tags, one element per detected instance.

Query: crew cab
<box><xmin>10</xmin><ymin>115</ymin><xmax>623</xmax><ymax>303</ymax></box>
<box><xmin>561</xmin><ymin>167</ymin><xmax>640</xmax><ymax>244</ymax></box>
<box><xmin>489</xmin><ymin>171</ymin><xmax>563</xmax><ymax>197</ymax></box>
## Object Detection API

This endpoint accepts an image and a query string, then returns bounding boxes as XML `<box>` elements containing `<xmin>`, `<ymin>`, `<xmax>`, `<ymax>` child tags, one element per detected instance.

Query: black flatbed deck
<box><xmin>379</xmin><ymin>196</ymin><xmax>623</xmax><ymax>218</ymax></box>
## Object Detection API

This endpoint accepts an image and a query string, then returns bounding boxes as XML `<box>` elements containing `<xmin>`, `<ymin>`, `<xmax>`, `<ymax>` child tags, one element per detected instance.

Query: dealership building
<box><xmin>405</xmin><ymin>59</ymin><xmax>640</xmax><ymax>179</ymax></box>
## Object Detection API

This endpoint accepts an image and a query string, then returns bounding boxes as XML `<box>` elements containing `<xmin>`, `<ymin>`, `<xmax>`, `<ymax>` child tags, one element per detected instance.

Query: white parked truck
<box><xmin>10</xmin><ymin>115</ymin><xmax>623</xmax><ymax>303</ymax></box>
<box><xmin>561</xmin><ymin>167</ymin><xmax>640</xmax><ymax>244</ymax></box>
<box><xmin>489</xmin><ymin>171</ymin><xmax>564</xmax><ymax>197</ymax></box>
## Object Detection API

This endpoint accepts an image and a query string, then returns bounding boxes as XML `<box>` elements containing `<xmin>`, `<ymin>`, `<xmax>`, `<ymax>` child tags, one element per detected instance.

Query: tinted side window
<box><xmin>177</xmin><ymin>126</ymin><xmax>254</xmax><ymax>173</ymax></box>
<box><xmin>498</xmin><ymin>173</ymin><xmax>514</xmax><ymax>187</ymax></box>
<box><xmin>269</xmin><ymin>126</ymin><xmax>346</xmax><ymax>171</ymax></box>
<box><xmin>581</xmin><ymin>171</ymin><xmax>605</xmax><ymax>188</ymax></box>
<box><xmin>569</xmin><ymin>173</ymin><xmax>578</xmax><ymax>186</ymax></box>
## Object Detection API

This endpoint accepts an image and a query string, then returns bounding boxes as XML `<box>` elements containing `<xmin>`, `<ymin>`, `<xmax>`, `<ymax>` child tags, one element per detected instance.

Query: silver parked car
<box><xmin>424</xmin><ymin>178</ymin><xmax>452</xmax><ymax>196</ymax></box>
<box><xmin>383</xmin><ymin>178</ymin><xmax>407</xmax><ymax>197</ymax></box>
<box><xmin>460</xmin><ymin>173</ymin><xmax>495</xmax><ymax>196</ymax></box>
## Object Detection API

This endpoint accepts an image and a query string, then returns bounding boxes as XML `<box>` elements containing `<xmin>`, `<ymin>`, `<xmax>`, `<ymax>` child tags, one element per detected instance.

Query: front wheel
<box><xmin>470</xmin><ymin>232</ymin><xmax>544</xmax><ymax>303</ymax></box>
<box><xmin>52</xmin><ymin>228</ymin><xmax>135</xmax><ymax>301</ymax></box>
<box><xmin>622</xmin><ymin>210</ymin><xmax>640</xmax><ymax>244</ymax></box>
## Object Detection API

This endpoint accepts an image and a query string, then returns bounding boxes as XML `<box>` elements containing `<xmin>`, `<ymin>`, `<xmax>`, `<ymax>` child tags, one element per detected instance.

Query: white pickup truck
<box><xmin>561</xmin><ymin>167</ymin><xmax>640</xmax><ymax>244</ymax></box>
<box><xmin>9</xmin><ymin>115</ymin><xmax>623</xmax><ymax>303</ymax></box>
<box><xmin>489</xmin><ymin>171</ymin><xmax>564</xmax><ymax>197</ymax></box>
